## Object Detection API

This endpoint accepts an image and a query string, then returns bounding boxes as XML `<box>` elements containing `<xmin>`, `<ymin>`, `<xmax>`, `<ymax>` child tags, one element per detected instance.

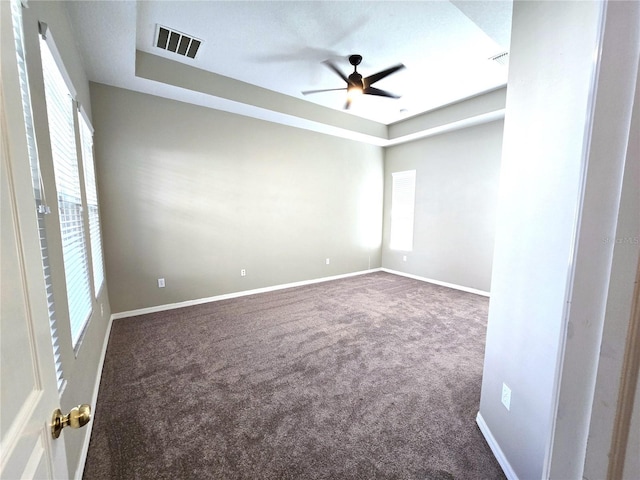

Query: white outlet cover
<box><xmin>501</xmin><ymin>383</ymin><xmax>511</xmax><ymax>411</ymax></box>
<box><xmin>158</xmin><ymin>278</ymin><xmax>165</xmax><ymax>288</ymax></box>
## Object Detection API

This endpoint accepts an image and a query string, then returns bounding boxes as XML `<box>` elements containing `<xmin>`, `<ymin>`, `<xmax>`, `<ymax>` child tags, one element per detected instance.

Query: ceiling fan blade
<box><xmin>364</xmin><ymin>64</ymin><xmax>406</xmax><ymax>86</ymax></box>
<box><xmin>363</xmin><ymin>86</ymin><xmax>401</xmax><ymax>99</ymax></box>
<box><xmin>323</xmin><ymin>60</ymin><xmax>349</xmax><ymax>83</ymax></box>
<box><xmin>302</xmin><ymin>88</ymin><xmax>348</xmax><ymax>95</ymax></box>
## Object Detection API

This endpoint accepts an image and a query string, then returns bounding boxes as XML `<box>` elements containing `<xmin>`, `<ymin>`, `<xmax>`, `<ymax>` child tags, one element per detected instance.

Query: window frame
<box><xmin>78</xmin><ymin>107</ymin><xmax>105</xmax><ymax>297</ymax></box>
<box><xmin>39</xmin><ymin>23</ymin><xmax>94</xmax><ymax>351</ymax></box>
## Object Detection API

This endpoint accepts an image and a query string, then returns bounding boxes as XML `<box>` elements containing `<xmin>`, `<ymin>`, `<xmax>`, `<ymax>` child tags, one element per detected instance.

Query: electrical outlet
<box><xmin>100</xmin><ymin>303</ymin><xmax>104</xmax><ymax>317</ymax></box>
<box><xmin>501</xmin><ymin>383</ymin><xmax>511</xmax><ymax>411</ymax></box>
<box><xmin>158</xmin><ymin>278</ymin><xmax>165</xmax><ymax>288</ymax></box>
<box><xmin>325</xmin><ymin>258</ymin><xmax>330</xmax><ymax>265</ymax></box>
<box><xmin>240</xmin><ymin>269</ymin><xmax>246</xmax><ymax>277</ymax></box>
<box><xmin>403</xmin><ymin>255</ymin><xmax>407</xmax><ymax>262</ymax></box>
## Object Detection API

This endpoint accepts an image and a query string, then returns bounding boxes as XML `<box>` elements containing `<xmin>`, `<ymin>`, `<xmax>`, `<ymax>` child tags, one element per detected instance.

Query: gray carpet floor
<box><xmin>84</xmin><ymin>272</ymin><xmax>505</xmax><ymax>479</ymax></box>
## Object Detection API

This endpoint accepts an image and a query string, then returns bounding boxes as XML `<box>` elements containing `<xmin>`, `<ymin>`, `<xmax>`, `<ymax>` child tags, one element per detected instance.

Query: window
<box><xmin>40</xmin><ymin>32</ymin><xmax>93</xmax><ymax>348</ymax></box>
<box><xmin>389</xmin><ymin>170</ymin><xmax>416</xmax><ymax>251</ymax></box>
<box><xmin>79</xmin><ymin>114</ymin><xmax>104</xmax><ymax>295</ymax></box>
<box><xmin>10</xmin><ymin>0</ymin><xmax>65</xmax><ymax>391</ymax></box>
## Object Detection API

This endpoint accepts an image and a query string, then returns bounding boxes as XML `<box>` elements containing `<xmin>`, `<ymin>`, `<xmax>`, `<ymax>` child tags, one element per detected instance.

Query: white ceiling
<box><xmin>65</xmin><ymin>1</ymin><xmax>511</xmax><ymax>131</ymax></box>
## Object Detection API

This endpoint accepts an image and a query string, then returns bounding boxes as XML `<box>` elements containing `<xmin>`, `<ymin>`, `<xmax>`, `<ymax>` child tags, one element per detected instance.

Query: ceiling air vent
<box><xmin>155</xmin><ymin>25</ymin><xmax>202</xmax><ymax>59</ymax></box>
<box><xmin>489</xmin><ymin>52</ymin><xmax>509</xmax><ymax>66</ymax></box>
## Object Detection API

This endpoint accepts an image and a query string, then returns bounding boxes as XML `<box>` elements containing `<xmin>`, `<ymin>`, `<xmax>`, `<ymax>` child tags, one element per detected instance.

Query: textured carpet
<box><xmin>84</xmin><ymin>272</ymin><xmax>504</xmax><ymax>479</ymax></box>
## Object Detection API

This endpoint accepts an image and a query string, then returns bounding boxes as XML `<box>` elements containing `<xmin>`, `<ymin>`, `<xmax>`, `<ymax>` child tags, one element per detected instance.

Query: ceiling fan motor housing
<box><xmin>348</xmin><ymin>72</ymin><xmax>364</xmax><ymax>90</ymax></box>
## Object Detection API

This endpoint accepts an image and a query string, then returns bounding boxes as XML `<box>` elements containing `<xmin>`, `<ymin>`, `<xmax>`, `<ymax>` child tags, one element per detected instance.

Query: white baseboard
<box><xmin>476</xmin><ymin>412</ymin><xmax>518</xmax><ymax>480</ymax></box>
<box><xmin>74</xmin><ymin>313</ymin><xmax>114</xmax><ymax>480</ymax></box>
<box><xmin>380</xmin><ymin>268</ymin><xmax>490</xmax><ymax>297</ymax></box>
<box><xmin>112</xmin><ymin>268</ymin><xmax>383</xmax><ymax>320</ymax></box>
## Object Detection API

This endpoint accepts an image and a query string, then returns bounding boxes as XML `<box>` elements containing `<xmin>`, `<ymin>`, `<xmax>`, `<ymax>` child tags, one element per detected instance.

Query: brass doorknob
<box><xmin>51</xmin><ymin>404</ymin><xmax>91</xmax><ymax>439</ymax></box>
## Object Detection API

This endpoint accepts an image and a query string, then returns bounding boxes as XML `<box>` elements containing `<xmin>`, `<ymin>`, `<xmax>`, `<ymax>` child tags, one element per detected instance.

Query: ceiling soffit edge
<box><xmin>133</xmin><ymin>51</ymin><xmax>506</xmax><ymax>147</ymax></box>
<box><xmin>389</xmin><ymin>87</ymin><xmax>507</xmax><ymax>139</ymax></box>
<box><xmin>135</xmin><ymin>50</ymin><xmax>387</xmax><ymax>140</ymax></box>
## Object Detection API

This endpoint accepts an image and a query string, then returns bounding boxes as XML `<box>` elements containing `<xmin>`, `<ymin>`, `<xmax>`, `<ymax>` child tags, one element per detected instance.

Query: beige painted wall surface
<box><xmin>91</xmin><ymin>83</ymin><xmax>384</xmax><ymax>313</ymax></box>
<box><xmin>381</xmin><ymin>120</ymin><xmax>503</xmax><ymax>292</ymax></box>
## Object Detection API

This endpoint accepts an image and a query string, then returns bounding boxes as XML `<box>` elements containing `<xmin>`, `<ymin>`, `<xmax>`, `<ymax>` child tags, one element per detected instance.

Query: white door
<box><xmin>1</xmin><ymin>1</ymin><xmax>70</xmax><ymax>476</ymax></box>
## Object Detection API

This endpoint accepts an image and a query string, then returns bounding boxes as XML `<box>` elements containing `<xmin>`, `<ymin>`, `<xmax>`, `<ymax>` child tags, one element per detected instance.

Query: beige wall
<box><xmin>382</xmin><ymin>120</ymin><xmax>504</xmax><ymax>292</ymax></box>
<box><xmin>91</xmin><ymin>83</ymin><xmax>384</xmax><ymax>313</ymax></box>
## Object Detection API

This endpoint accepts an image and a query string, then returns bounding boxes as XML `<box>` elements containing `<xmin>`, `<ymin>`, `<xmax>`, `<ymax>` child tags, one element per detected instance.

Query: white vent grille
<box><xmin>155</xmin><ymin>25</ymin><xmax>201</xmax><ymax>59</ymax></box>
<box><xmin>489</xmin><ymin>51</ymin><xmax>509</xmax><ymax>66</ymax></box>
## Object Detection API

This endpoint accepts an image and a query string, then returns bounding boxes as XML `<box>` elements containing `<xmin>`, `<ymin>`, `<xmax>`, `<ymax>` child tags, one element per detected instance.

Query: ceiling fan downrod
<box><xmin>348</xmin><ymin>55</ymin><xmax>364</xmax><ymax>91</ymax></box>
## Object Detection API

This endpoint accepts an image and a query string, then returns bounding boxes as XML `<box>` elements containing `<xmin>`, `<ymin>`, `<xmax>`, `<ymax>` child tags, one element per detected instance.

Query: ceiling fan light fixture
<box><xmin>347</xmin><ymin>71</ymin><xmax>364</xmax><ymax>100</ymax></box>
<box><xmin>347</xmin><ymin>85</ymin><xmax>363</xmax><ymax>101</ymax></box>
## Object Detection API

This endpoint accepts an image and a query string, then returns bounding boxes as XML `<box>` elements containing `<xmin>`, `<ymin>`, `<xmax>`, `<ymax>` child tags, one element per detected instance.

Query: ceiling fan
<box><xmin>302</xmin><ymin>54</ymin><xmax>405</xmax><ymax>109</ymax></box>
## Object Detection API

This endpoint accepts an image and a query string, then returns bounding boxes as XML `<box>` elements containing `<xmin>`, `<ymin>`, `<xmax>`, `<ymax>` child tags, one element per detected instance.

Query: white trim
<box><xmin>112</xmin><ymin>269</ymin><xmax>383</xmax><ymax>320</ymax></box>
<box><xmin>77</xmin><ymin>104</ymin><xmax>93</xmax><ymax>134</ymax></box>
<box><xmin>542</xmin><ymin>1</ymin><xmax>608</xmax><ymax>476</ymax></box>
<box><xmin>476</xmin><ymin>412</ymin><xmax>519</xmax><ymax>480</ymax></box>
<box><xmin>380</xmin><ymin>268</ymin><xmax>490</xmax><ymax>297</ymax></box>
<box><xmin>38</xmin><ymin>22</ymin><xmax>77</xmax><ymax>99</ymax></box>
<box><xmin>74</xmin><ymin>313</ymin><xmax>114</xmax><ymax>480</ymax></box>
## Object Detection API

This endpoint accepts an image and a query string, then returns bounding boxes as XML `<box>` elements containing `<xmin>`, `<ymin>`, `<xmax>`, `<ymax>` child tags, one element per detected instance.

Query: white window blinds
<box><xmin>10</xmin><ymin>0</ymin><xmax>65</xmax><ymax>391</ymax></box>
<box><xmin>79</xmin><ymin>114</ymin><xmax>104</xmax><ymax>295</ymax></box>
<box><xmin>40</xmin><ymin>35</ymin><xmax>93</xmax><ymax>348</ymax></box>
<box><xmin>390</xmin><ymin>170</ymin><xmax>416</xmax><ymax>251</ymax></box>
